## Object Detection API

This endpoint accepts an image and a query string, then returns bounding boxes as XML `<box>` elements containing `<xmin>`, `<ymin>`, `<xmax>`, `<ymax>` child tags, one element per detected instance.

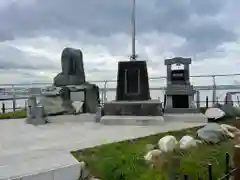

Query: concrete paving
<box><xmin>0</xmin><ymin>114</ymin><xmax>206</xmax><ymax>158</ymax></box>
<box><xmin>0</xmin><ymin>150</ymin><xmax>81</xmax><ymax>180</ymax></box>
<box><xmin>0</xmin><ymin>114</ymin><xmax>207</xmax><ymax>180</ymax></box>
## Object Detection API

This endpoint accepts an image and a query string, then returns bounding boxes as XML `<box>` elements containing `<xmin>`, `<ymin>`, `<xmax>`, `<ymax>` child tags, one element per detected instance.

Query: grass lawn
<box><xmin>0</xmin><ymin>110</ymin><xmax>26</xmax><ymax>119</ymax></box>
<box><xmin>72</xmin><ymin>120</ymin><xmax>239</xmax><ymax>180</ymax></box>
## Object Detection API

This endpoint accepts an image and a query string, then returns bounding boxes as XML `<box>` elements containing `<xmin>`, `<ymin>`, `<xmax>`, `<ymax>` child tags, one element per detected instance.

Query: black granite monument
<box><xmin>100</xmin><ymin>0</ymin><xmax>163</xmax><ymax>121</ymax></box>
<box><xmin>116</xmin><ymin>60</ymin><xmax>150</xmax><ymax>101</ymax></box>
<box><xmin>102</xmin><ymin>59</ymin><xmax>162</xmax><ymax>116</ymax></box>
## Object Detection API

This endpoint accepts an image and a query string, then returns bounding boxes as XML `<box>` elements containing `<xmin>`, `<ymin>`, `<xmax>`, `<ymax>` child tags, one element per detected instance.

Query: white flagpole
<box><xmin>130</xmin><ymin>0</ymin><xmax>136</xmax><ymax>61</ymax></box>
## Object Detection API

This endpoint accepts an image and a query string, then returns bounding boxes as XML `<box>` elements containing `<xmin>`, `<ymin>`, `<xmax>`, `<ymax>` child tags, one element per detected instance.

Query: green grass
<box><xmin>72</xmin><ymin>123</ymin><xmax>235</xmax><ymax>180</ymax></box>
<box><xmin>0</xmin><ymin>110</ymin><xmax>27</xmax><ymax>119</ymax></box>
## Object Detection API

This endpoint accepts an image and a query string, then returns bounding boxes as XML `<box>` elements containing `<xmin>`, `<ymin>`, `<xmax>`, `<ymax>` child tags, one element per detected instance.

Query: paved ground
<box><xmin>0</xmin><ymin>114</ymin><xmax>206</xmax><ymax>158</ymax></box>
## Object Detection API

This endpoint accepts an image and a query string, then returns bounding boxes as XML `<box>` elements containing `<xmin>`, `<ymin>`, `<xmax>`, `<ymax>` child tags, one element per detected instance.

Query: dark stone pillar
<box><xmin>116</xmin><ymin>60</ymin><xmax>150</xmax><ymax>101</ymax></box>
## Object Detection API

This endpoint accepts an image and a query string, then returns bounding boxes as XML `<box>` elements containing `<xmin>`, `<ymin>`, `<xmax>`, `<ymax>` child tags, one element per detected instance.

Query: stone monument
<box><xmin>100</xmin><ymin>60</ymin><xmax>163</xmax><ymax>125</ymax></box>
<box><xmin>54</xmin><ymin>47</ymin><xmax>85</xmax><ymax>87</ymax></box>
<box><xmin>163</xmin><ymin>57</ymin><xmax>207</xmax><ymax>122</ymax></box>
<box><xmin>100</xmin><ymin>0</ymin><xmax>163</xmax><ymax>125</ymax></box>
<box><xmin>41</xmin><ymin>47</ymin><xmax>100</xmax><ymax>115</ymax></box>
<box><xmin>164</xmin><ymin>57</ymin><xmax>199</xmax><ymax>113</ymax></box>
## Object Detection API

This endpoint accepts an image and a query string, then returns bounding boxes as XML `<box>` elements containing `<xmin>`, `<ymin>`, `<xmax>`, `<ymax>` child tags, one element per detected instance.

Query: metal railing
<box><xmin>0</xmin><ymin>73</ymin><xmax>239</xmax><ymax>111</ymax></box>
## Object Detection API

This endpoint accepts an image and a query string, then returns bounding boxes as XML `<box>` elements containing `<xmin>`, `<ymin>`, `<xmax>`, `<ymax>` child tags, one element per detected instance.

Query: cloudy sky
<box><xmin>0</xmin><ymin>0</ymin><xmax>240</xmax><ymax>88</ymax></box>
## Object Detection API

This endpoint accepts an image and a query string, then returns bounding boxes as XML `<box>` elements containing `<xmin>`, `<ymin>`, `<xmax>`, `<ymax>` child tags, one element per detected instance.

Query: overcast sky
<box><xmin>0</xmin><ymin>0</ymin><xmax>240</xmax><ymax>87</ymax></box>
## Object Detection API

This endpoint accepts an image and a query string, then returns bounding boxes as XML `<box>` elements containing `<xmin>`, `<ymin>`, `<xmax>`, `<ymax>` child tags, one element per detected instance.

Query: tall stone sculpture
<box><xmin>41</xmin><ymin>47</ymin><xmax>100</xmax><ymax>115</ymax></box>
<box><xmin>54</xmin><ymin>47</ymin><xmax>86</xmax><ymax>87</ymax></box>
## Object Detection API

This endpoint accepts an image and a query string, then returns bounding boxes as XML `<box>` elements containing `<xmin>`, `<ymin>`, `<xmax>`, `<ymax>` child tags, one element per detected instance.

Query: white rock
<box><xmin>220</xmin><ymin>124</ymin><xmax>240</xmax><ymax>138</ymax></box>
<box><xmin>179</xmin><ymin>135</ymin><xmax>197</xmax><ymax>149</ymax></box>
<box><xmin>144</xmin><ymin>149</ymin><xmax>162</xmax><ymax>163</ymax></box>
<box><xmin>158</xmin><ymin>135</ymin><xmax>178</xmax><ymax>152</ymax></box>
<box><xmin>205</xmin><ymin>108</ymin><xmax>225</xmax><ymax>120</ymax></box>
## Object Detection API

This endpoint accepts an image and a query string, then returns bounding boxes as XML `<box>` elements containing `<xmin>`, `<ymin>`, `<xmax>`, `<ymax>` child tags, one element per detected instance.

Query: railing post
<box><xmin>225</xmin><ymin>152</ymin><xmax>230</xmax><ymax>180</ymax></box>
<box><xmin>206</xmin><ymin>96</ymin><xmax>209</xmax><ymax>109</ymax></box>
<box><xmin>212</xmin><ymin>76</ymin><xmax>216</xmax><ymax>105</ymax></box>
<box><xmin>237</xmin><ymin>96</ymin><xmax>240</xmax><ymax>106</ymax></box>
<box><xmin>24</xmin><ymin>100</ymin><xmax>27</xmax><ymax>111</ymax></box>
<box><xmin>196</xmin><ymin>90</ymin><xmax>200</xmax><ymax>109</ymax></box>
<box><xmin>103</xmin><ymin>80</ymin><xmax>108</xmax><ymax>103</ymax></box>
<box><xmin>12</xmin><ymin>85</ymin><xmax>16</xmax><ymax>112</ymax></box>
<box><xmin>208</xmin><ymin>164</ymin><xmax>212</xmax><ymax>180</ymax></box>
<box><xmin>2</xmin><ymin>102</ymin><xmax>5</xmax><ymax>114</ymax></box>
<box><xmin>233</xmin><ymin>145</ymin><xmax>240</xmax><ymax>180</ymax></box>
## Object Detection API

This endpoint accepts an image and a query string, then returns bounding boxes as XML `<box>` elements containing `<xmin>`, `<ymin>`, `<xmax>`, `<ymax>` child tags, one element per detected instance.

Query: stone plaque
<box><xmin>116</xmin><ymin>60</ymin><xmax>150</xmax><ymax>101</ymax></box>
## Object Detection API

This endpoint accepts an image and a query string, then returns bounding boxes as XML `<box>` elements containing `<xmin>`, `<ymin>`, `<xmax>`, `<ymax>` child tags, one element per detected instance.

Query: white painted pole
<box><xmin>130</xmin><ymin>0</ymin><xmax>136</xmax><ymax>61</ymax></box>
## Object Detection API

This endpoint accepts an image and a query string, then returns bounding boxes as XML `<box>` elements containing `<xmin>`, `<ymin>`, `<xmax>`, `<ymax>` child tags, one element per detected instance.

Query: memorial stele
<box><xmin>164</xmin><ymin>57</ymin><xmax>200</xmax><ymax>113</ymax></box>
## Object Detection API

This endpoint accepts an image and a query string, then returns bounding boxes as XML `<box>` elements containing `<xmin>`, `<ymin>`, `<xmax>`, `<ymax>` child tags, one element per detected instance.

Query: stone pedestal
<box><xmin>101</xmin><ymin>60</ymin><xmax>163</xmax><ymax>126</ymax></box>
<box><xmin>67</xmin><ymin>84</ymin><xmax>100</xmax><ymax>113</ymax></box>
<box><xmin>164</xmin><ymin>84</ymin><xmax>200</xmax><ymax>113</ymax></box>
<box><xmin>103</xmin><ymin>100</ymin><xmax>162</xmax><ymax>116</ymax></box>
<box><xmin>26</xmin><ymin>96</ymin><xmax>48</xmax><ymax>125</ymax></box>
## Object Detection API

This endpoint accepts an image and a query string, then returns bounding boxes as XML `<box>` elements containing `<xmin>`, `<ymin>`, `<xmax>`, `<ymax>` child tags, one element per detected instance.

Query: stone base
<box><xmin>103</xmin><ymin>100</ymin><xmax>163</xmax><ymax>116</ymax></box>
<box><xmin>164</xmin><ymin>108</ymin><xmax>200</xmax><ymax>114</ymax></box>
<box><xmin>26</xmin><ymin>117</ymin><xmax>48</xmax><ymax>126</ymax></box>
<box><xmin>164</xmin><ymin>113</ymin><xmax>207</xmax><ymax>123</ymax></box>
<box><xmin>100</xmin><ymin>115</ymin><xmax>164</xmax><ymax>126</ymax></box>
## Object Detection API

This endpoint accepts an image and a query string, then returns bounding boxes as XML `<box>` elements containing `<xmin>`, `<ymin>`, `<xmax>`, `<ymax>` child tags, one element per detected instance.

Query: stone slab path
<box><xmin>0</xmin><ymin>114</ymin><xmax>206</xmax><ymax>158</ymax></box>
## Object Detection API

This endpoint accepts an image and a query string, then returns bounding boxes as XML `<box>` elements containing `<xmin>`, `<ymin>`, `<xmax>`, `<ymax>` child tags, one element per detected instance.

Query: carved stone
<box><xmin>164</xmin><ymin>57</ymin><xmax>199</xmax><ymax>113</ymax></box>
<box><xmin>116</xmin><ymin>61</ymin><xmax>150</xmax><ymax>101</ymax></box>
<box><xmin>101</xmin><ymin>60</ymin><xmax>163</xmax><ymax>125</ymax></box>
<box><xmin>54</xmin><ymin>47</ymin><xmax>86</xmax><ymax>87</ymax></box>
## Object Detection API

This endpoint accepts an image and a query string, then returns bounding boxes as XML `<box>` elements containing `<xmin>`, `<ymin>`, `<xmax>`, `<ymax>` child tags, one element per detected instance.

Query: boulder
<box><xmin>179</xmin><ymin>135</ymin><xmax>199</xmax><ymax>149</ymax></box>
<box><xmin>205</xmin><ymin>107</ymin><xmax>225</xmax><ymax>120</ymax></box>
<box><xmin>158</xmin><ymin>135</ymin><xmax>178</xmax><ymax>152</ymax></box>
<box><xmin>220</xmin><ymin>124</ymin><xmax>240</xmax><ymax>138</ymax></box>
<box><xmin>197</xmin><ymin>123</ymin><xmax>227</xmax><ymax>144</ymax></box>
<box><xmin>144</xmin><ymin>149</ymin><xmax>163</xmax><ymax>168</ymax></box>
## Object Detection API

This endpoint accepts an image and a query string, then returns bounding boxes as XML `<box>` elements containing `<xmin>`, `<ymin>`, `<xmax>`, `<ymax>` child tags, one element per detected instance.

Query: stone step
<box><xmin>0</xmin><ymin>150</ymin><xmax>81</xmax><ymax>180</ymax></box>
<box><xmin>164</xmin><ymin>113</ymin><xmax>208</xmax><ymax>123</ymax></box>
<box><xmin>164</xmin><ymin>108</ymin><xmax>200</xmax><ymax>114</ymax></box>
<box><xmin>100</xmin><ymin>115</ymin><xmax>164</xmax><ymax>126</ymax></box>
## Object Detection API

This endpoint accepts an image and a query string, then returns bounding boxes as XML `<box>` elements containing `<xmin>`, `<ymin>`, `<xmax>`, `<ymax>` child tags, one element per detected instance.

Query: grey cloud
<box><xmin>175</xmin><ymin>22</ymin><xmax>236</xmax><ymax>56</ymax></box>
<box><xmin>0</xmin><ymin>44</ymin><xmax>58</xmax><ymax>70</ymax></box>
<box><xmin>0</xmin><ymin>0</ymin><xmax>237</xmax><ymax>55</ymax></box>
